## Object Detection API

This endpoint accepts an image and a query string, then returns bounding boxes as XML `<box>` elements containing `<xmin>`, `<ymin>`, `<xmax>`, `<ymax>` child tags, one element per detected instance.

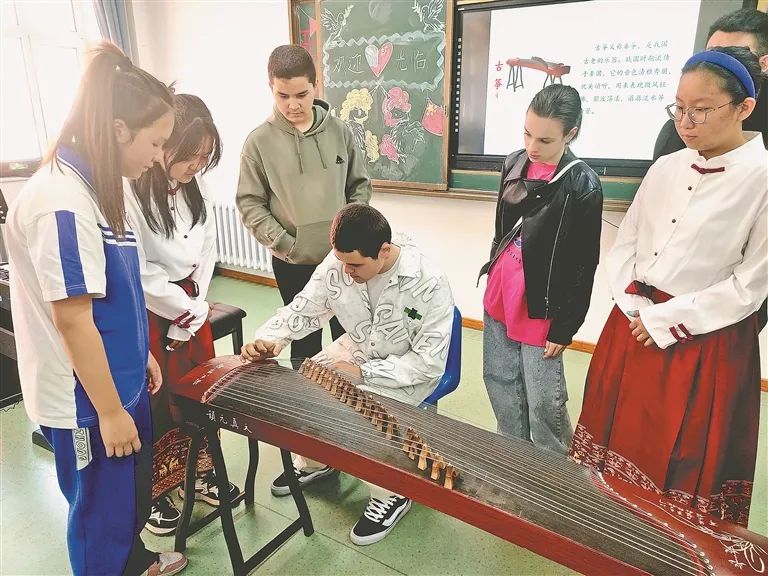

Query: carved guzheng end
<box><xmin>170</xmin><ymin>357</ymin><xmax>768</xmax><ymax>576</ymax></box>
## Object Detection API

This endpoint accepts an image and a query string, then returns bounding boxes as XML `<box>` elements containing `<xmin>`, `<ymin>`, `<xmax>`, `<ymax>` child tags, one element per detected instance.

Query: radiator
<box><xmin>213</xmin><ymin>203</ymin><xmax>272</xmax><ymax>274</ymax></box>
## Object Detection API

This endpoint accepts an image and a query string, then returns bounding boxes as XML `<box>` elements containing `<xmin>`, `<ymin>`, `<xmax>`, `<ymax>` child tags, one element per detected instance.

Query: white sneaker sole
<box><xmin>144</xmin><ymin>523</ymin><xmax>177</xmax><ymax>536</ymax></box>
<box><xmin>270</xmin><ymin>467</ymin><xmax>337</xmax><ymax>497</ymax></box>
<box><xmin>178</xmin><ymin>486</ymin><xmax>240</xmax><ymax>507</ymax></box>
<box><xmin>349</xmin><ymin>499</ymin><xmax>412</xmax><ymax>546</ymax></box>
<box><xmin>148</xmin><ymin>555</ymin><xmax>188</xmax><ymax>576</ymax></box>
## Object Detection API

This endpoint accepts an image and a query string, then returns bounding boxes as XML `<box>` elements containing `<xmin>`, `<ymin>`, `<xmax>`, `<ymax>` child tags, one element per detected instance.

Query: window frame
<box><xmin>1</xmin><ymin>0</ymin><xmax>99</xmax><ymax>167</ymax></box>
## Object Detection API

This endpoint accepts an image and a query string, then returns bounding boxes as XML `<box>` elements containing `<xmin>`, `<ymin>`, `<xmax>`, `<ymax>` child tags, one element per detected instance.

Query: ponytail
<box><xmin>47</xmin><ymin>42</ymin><xmax>173</xmax><ymax>237</ymax></box>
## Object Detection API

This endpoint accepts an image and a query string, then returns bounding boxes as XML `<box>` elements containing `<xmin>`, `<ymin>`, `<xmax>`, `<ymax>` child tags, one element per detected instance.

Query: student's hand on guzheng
<box><xmin>147</xmin><ymin>352</ymin><xmax>163</xmax><ymax>395</ymax></box>
<box><xmin>241</xmin><ymin>339</ymin><xmax>284</xmax><ymax>362</ymax></box>
<box><xmin>100</xmin><ymin>408</ymin><xmax>142</xmax><ymax>458</ymax></box>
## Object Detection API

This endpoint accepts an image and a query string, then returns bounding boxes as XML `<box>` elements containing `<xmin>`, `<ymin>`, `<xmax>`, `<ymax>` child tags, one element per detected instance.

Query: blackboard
<box><xmin>317</xmin><ymin>0</ymin><xmax>451</xmax><ymax>190</ymax></box>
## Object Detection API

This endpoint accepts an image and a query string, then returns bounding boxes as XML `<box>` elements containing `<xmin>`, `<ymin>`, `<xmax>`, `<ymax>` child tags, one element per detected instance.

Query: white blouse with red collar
<box><xmin>608</xmin><ymin>131</ymin><xmax>767</xmax><ymax>349</ymax></box>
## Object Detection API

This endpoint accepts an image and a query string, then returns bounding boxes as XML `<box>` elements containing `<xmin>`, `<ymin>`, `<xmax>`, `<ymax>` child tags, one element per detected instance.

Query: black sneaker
<box><xmin>145</xmin><ymin>495</ymin><xmax>181</xmax><ymax>536</ymax></box>
<box><xmin>350</xmin><ymin>496</ymin><xmax>412</xmax><ymax>546</ymax></box>
<box><xmin>270</xmin><ymin>466</ymin><xmax>337</xmax><ymax>497</ymax></box>
<box><xmin>178</xmin><ymin>472</ymin><xmax>241</xmax><ymax>507</ymax></box>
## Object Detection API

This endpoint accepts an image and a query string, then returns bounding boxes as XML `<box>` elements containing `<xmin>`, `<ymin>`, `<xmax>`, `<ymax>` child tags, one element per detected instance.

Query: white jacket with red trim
<box><xmin>125</xmin><ymin>184</ymin><xmax>216</xmax><ymax>342</ymax></box>
<box><xmin>608</xmin><ymin>132</ymin><xmax>767</xmax><ymax>349</ymax></box>
<box><xmin>254</xmin><ymin>233</ymin><xmax>455</xmax><ymax>405</ymax></box>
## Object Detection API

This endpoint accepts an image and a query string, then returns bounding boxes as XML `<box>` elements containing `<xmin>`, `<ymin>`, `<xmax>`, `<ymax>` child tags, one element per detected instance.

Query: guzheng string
<box><xmin>210</xmin><ymin>402</ymin><xmax>701</xmax><ymax>574</ymax></box>
<box><xmin>220</xmin><ymin>366</ymin><xmax>701</xmax><ymax>571</ymax></box>
<box><xmin>208</xmin><ymin>364</ymin><xmax>704</xmax><ymax>575</ymax></box>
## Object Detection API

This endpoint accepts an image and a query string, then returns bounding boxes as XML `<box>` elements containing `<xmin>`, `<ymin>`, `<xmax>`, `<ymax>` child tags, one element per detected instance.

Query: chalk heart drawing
<box><xmin>365</xmin><ymin>42</ymin><xmax>393</xmax><ymax>77</ymax></box>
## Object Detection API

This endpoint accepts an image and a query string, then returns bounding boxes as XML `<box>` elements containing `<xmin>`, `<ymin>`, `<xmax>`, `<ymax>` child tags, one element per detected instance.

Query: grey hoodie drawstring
<box><xmin>293</xmin><ymin>131</ymin><xmax>325</xmax><ymax>172</ymax></box>
<box><xmin>294</xmin><ymin>131</ymin><xmax>304</xmax><ymax>174</ymax></box>
<box><xmin>313</xmin><ymin>135</ymin><xmax>327</xmax><ymax>169</ymax></box>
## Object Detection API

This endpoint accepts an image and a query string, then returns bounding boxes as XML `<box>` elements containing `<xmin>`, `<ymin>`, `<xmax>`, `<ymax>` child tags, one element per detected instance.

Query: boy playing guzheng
<box><xmin>242</xmin><ymin>203</ymin><xmax>455</xmax><ymax>545</ymax></box>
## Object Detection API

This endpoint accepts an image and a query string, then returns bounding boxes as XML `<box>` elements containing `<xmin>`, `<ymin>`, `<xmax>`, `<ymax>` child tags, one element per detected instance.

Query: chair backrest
<box><xmin>423</xmin><ymin>307</ymin><xmax>462</xmax><ymax>405</ymax></box>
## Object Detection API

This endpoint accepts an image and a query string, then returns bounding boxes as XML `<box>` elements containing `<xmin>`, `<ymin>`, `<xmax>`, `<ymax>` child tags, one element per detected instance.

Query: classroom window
<box><xmin>1</xmin><ymin>0</ymin><xmax>100</xmax><ymax>162</ymax></box>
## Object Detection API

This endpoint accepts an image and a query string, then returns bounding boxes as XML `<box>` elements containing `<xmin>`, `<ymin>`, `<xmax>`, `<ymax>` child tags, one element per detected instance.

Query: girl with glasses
<box><xmin>571</xmin><ymin>47</ymin><xmax>767</xmax><ymax>528</ymax></box>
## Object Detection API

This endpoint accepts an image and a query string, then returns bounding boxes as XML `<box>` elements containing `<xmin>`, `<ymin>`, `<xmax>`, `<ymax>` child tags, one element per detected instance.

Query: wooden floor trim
<box><xmin>216</xmin><ymin>266</ymin><xmax>277</xmax><ymax>287</ymax></box>
<box><xmin>216</xmin><ymin>268</ymin><xmax>768</xmax><ymax>393</ymax></box>
<box><xmin>461</xmin><ymin>317</ymin><xmax>483</xmax><ymax>331</ymax></box>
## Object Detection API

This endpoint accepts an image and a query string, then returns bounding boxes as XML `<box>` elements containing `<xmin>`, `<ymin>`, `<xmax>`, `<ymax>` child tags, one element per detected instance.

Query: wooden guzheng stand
<box><xmin>169</xmin><ymin>356</ymin><xmax>768</xmax><ymax>576</ymax></box>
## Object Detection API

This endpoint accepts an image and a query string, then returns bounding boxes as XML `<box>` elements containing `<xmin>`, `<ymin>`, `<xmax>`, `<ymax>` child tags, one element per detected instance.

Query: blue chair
<box><xmin>423</xmin><ymin>307</ymin><xmax>462</xmax><ymax>406</ymax></box>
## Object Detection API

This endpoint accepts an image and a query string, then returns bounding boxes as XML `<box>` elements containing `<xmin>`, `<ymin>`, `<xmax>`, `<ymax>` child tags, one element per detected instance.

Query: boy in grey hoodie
<box><xmin>236</xmin><ymin>45</ymin><xmax>372</xmax><ymax>359</ymax></box>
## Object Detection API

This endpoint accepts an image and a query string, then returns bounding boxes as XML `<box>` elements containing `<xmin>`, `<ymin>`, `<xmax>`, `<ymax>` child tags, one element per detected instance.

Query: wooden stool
<box><xmin>174</xmin><ymin>427</ymin><xmax>314</xmax><ymax>574</ymax></box>
<box><xmin>209</xmin><ymin>302</ymin><xmax>247</xmax><ymax>354</ymax></box>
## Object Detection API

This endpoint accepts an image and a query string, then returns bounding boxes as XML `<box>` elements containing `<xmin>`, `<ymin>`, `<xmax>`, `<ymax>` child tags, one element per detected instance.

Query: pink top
<box><xmin>484</xmin><ymin>161</ymin><xmax>557</xmax><ymax>346</ymax></box>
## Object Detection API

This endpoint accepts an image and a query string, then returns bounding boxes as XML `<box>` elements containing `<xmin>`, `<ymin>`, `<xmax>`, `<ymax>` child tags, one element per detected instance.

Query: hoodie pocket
<box><xmin>287</xmin><ymin>220</ymin><xmax>334</xmax><ymax>265</ymax></box>
<box><xmin>290</xmin><ymin>166</ymin><xmax>346</xmax><ymax>226</ymax></box>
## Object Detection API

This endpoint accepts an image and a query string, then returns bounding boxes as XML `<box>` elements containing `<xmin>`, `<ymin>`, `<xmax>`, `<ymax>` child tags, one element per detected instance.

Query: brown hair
<box><xmin>133</xmin><ymin>93</ymin><xmax>222</xmax><ymax>238</ymax></box>
<box><xmin>268</xmin><ymin>45</ymin><xmax>316</xmax><ymax>85</ymax></box>
<box><xmin>46</xmin><ymin>42</ymin><xmax>173</xmax><ymax>237</ymax></box>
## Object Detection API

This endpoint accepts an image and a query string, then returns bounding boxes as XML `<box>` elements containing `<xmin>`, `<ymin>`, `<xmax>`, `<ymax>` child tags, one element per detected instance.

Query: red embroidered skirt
<box><xmin>148</xmin><ymin>307</ymin><xmax>215</xmax><ymax>500</ymax></box>
<box><xmin>571</xmin><ymin>287</ymin><xmax>761</xmax><ymax>527</ymax></box>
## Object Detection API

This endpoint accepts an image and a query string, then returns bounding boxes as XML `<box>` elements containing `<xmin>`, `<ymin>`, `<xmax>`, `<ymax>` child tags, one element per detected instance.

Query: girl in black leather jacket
<box><xmin>480</xmin><ymin>84</ymin><xmax>603</xmax><ymax>454</ymax></box>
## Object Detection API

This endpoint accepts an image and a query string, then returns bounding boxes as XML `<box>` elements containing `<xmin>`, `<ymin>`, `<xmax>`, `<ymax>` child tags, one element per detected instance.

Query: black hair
<box><xmin>528</xmin><ymin>84</ymin><xmax>583</xmax><ymax>141</ymax></box>
<box><xmin>708</xmin><ymin>8</ymin><xmax>768</xmax><ymax>57</ymax></box>
<box><xmin>133</xmin><ymin>93</ymin><xmax>221</xmax><ymax>237</ymax></box>
<box><xmin>331</xmin><ymin>204</ymin><xmax>391</xmax><ymax>259</ymax></box>
<box><xmin>682</xmin><ymin>46</ymin><xmax>764</xmax><ymax>104</ymax></box>
<box><xmin>268</xmin><ymin>45</ymin><xmax>316</xmax><ymax>85</ymax></box>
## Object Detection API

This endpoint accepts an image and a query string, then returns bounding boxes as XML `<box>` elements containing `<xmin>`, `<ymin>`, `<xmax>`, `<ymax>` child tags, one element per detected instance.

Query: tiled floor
<box><xmin>1</xmin><ymin>276</ymin><xmax>765</xmax><ymax>575</ymax></box>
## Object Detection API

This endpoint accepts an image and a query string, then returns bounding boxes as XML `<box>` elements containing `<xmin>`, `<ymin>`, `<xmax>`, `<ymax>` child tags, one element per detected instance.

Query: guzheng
<box><xmin>506</xmin><ymin>56</ymin><xmax>571</xmax><ymax>78</ymax></box>
<box><xmin>170</xmin><ymin>356</ymin><xmax>767</xmax><ymax>576</ymax></box>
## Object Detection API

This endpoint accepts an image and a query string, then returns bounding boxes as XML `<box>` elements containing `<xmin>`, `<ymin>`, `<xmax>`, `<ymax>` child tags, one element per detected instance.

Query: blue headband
<box><xmin>685</xmin><ymin>50</ymin><xmax>756</xmax><ymax>99</ymax></box>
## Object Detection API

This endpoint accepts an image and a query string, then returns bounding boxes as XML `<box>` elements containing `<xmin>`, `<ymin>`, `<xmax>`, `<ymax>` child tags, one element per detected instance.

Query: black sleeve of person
<box><xmin>652</xmin><ymin>119</ymin><xmax>685</xmax><ymax>161</ymax></box>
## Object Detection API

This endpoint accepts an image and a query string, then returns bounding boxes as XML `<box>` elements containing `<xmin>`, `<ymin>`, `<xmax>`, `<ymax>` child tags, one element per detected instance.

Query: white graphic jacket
<box><xmin>254</xmin><ymin>233</ymin><xmax>455</xmax><ymax>405</ymax></box>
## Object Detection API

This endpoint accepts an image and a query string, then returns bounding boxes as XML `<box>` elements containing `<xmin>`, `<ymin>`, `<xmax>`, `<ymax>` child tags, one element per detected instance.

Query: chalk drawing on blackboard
<box><xmin>321</xmin><ymin>4</ymin><xmax>353</xmax><ymax>44</ymax></box>
<box><xmin>320</xmin><ymin>0</ymin><xmax>448</xmax><ymax>186</ymax></box>
<box><xmin>380</xmin><ymin>87</ymin><xmax>425</xmax><ymax>165</ymax></box>
<box><xmin>368</xmin><ymin>0</ymin><xmax>393</xmax><ymax>25</ymax></box>
<box><xmin>421</xmin><ymin>98</ymin><xmax>444</xmax><ymax>136</ymax></box>
<box><xmin>364</xmin><ymin>42</ymin><xmax>393</xmax><ymax>77</ymax></box>
<box><xmin>339</xmin><ymin>88</ymin><xmax>380</xmax><ymax>163</ymax></box>
<box><xmin>323</xmin><ymin>32</ymin><xmax>445</xmax><ymax>91</ymax></box>
<box><xmin>412</xmin><ymin>0</ymin><xmax>445</xmax><ymax>34</ymax></box>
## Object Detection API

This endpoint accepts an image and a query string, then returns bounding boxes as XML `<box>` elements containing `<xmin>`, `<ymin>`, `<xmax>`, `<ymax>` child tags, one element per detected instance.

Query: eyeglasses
<box><xmin>665</xmin><ymin>101</ymin><xmax>734</xmax><ymax>124</ymax></box>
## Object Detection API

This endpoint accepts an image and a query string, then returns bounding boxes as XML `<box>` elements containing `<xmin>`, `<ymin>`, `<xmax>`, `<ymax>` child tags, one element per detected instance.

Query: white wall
<box><xmin>129</xmin><ymin>0</ymin><xmax>766</xmax><ymax>378</ymax></box>
<box><xmin>131</xmin><ymin>0</ymin><xmax>289</xmax><ymax>206</ymax></box>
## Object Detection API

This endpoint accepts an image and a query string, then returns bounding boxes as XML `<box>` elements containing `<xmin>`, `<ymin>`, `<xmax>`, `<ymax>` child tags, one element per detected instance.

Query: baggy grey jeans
<box><xmin>482</xmin><ymin>312</ymin><xmax>573</xmax><ymax>454</ymax></box>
